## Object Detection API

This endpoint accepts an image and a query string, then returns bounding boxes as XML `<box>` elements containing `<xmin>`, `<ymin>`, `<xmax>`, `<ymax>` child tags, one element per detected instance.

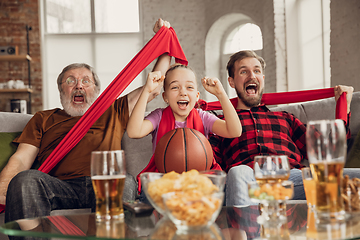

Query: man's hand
<box><xmin>334</xmin><ymin>85</ymin><xmax>354</xmax><ymax>113</ymax></box>
<box><xmin>153</xmin><ymin>18</ymin><xmax>171</xmax><ymax>33</ymax></box>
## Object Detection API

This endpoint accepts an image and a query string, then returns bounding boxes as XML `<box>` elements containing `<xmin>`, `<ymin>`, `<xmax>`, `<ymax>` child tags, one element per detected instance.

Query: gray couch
<box><xmin>0</xmin><ymin>92</ymin><xmax>359</xmax><ymax>239</ymax></box>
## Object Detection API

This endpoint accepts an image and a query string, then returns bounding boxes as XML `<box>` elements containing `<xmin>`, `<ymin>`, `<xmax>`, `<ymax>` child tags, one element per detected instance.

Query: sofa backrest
<box><xmin>0</xmin><ymin>112</ymin><xmax>32</xmax><ymax>133</ymax></box>
<box><xmin>270</xmin><ymin>91</ymin><xmax>360</xmax><ymax>142</ymax></box>
<box><xmin>1</xmin><ymin>91</ymin><xmax>359</xmax><ymax>178</ymax></box>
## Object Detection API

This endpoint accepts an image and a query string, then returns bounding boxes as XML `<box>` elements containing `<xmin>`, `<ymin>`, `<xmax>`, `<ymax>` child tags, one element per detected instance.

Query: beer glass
<box><xmin>91</xmin><ymin>150</ymin><xmax>126</xmax><ymax>221</ymax></box>
<box><xmin>301</xmin><ymin>167</ymin><xmax>316</xmax><ymax>209</ymax></box>
<box><xmin>306</xmin><ymin>119</ymin><xmax>347</xmax><ymax>222</ymax></box>
<box><xmin>254</xmin><ymin>155</ymin><xmax>291</xmax><ymax>183</ymax></box>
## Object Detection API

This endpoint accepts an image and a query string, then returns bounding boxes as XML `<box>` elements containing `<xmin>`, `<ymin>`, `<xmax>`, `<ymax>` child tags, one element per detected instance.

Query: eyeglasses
<box><xmin>62</xmin><ymin>76</ymin><xmax>94</xmax><ymax>87</ymax></box>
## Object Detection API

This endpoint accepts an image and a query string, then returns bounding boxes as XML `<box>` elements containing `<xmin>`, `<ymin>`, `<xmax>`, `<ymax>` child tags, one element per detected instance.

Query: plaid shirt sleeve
<box><xmin>286</xmin><ymin>113</ymin><xmax>308</xmax><ymax>161</ymax></box>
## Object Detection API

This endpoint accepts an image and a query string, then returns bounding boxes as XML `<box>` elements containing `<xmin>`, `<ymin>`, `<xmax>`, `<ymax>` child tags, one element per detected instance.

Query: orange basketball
<box><xmin>154</xmin><ymin>128</ymin><xmax>213</xmax><ymax>173</ymax></box>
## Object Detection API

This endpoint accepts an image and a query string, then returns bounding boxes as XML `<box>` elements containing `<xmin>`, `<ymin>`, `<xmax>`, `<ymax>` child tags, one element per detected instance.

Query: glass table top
<box><xmin>2</xmin><ymin>202</ymin><xmax>360</xmax><ymax>240</ymax></box>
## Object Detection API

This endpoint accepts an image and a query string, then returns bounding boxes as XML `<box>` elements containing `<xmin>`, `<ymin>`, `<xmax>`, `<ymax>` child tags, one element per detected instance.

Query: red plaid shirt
<box><xmin>209</xmin><ymin>105</ymin><xmax>350</xmax><ymax>172</ymax></box>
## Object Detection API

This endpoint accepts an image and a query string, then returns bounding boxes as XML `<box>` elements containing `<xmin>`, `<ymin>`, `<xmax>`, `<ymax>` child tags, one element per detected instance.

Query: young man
<box><xmin>0</xmin><ymin>19</ymin><xmax>172</xmax><ymax>223</ymax></box>
<box><xmin>210</xmin><ymin>50</ymin><xmax>358</xmax><ymax>206</ymax></box>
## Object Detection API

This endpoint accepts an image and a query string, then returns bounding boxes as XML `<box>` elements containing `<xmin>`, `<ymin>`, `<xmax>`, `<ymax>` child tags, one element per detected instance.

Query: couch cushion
<box><xmin>0</xmin><ymin>132</ymin><xmax>21</xmax><ymax>172</ymax></box>
<box><xmin>0</xmin><ymin>112</ymin><xmax>32</xmax><ymax>133</ymax></box>
<box><xmin>121</xmin><ymin>131</ymin><xmax>153</xmax><ymax>178</ymax></box>
<box><xmin>345</xmin><ymin>129</ymin><xmax>360</xmax><ymax>168</ymax></box>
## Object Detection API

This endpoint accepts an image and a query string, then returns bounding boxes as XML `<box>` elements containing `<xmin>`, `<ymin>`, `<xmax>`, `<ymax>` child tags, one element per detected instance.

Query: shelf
<box><xmin>0</xmin><ymin>88</ymin><xmax>33</xmax><ymax>93</ymax></box>
<box><xmin>0</xmin><ymin>55</ymin><xmax>32</xmax><ymax>61</ymax></box>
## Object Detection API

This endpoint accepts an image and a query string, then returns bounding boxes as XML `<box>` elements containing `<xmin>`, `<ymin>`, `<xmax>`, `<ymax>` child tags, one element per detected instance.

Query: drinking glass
<box><xmin>251</xmin><ymin>155</ymin><xmax>292</xmax><ymax>239</ymax></box>
<box><xmin>301</xmin><ymin>167</ymin><xmax>316</xmax><ymax>209</ymax></box>
<box><xmin>306</xmin><ymin>119</ymin><xmax>347</xmax><ymax>222</ymax></box>
<box><xmin>91</xmin><ymin>150</ymin><xmax>126</xmax><ymax>221</ymax></box>
<box><xmin>254</xmin><ymin>155</ymin><xmax>291</xmax><ymax>183</ymax></box>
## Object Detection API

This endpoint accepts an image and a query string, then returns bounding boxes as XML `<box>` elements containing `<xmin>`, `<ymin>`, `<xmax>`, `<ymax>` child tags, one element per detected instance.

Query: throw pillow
<box><xmin>0</xmin><ymin>132</ymin><xmax>21</xmax><ymax>172</ymax></box>
<box><xmin>345</xmin><ymin>130</ymin><xmax>360</xmax><ymax>168</ymax></box>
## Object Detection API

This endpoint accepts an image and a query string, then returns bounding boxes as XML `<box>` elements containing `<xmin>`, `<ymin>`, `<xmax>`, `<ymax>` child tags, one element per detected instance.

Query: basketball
<box><xmin>154</xmin><ymin>128</ymin><xmax>213</xmax><ymax>173</ymax></box>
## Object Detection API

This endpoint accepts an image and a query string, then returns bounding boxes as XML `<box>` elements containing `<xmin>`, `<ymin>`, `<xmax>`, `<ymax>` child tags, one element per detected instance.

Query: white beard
<box><xmin>60</xmin><ymin>90</ymin><xmax>98</xmax><ymax>117</ymax></box>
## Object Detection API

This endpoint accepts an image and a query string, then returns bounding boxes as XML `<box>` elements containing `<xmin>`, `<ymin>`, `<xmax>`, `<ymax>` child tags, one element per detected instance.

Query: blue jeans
<box><xmin>5</xmin><ymin>169</ymin><xmax>137</xmax><ymax>223</ymax></box>
<box><xmin>225</xmin><ymin>165</ymin><xmax>360</xmax><ymax>206</ymax></box>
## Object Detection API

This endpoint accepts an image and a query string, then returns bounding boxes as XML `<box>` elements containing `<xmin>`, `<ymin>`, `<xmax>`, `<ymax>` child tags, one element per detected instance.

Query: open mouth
<box><xmin>245</xmin><ymin>83</ymin><xmax>258</xmax><ymax>96</ymax></box>
<box><xmin>72</xmin><ymin>92</ymin><xmax>86</xmax><ymax>104</ymax></box>
<box><xmin>177</xmin><ymin>100</ymin><xmax>189</xmax><ymax>110</ymax></box>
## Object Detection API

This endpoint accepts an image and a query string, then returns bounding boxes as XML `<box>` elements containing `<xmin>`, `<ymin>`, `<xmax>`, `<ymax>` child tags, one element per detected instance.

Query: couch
<box><xmin>0</xmin><ymin>91</ymin><xmax>359</xmax><ymax>239</ymax></box>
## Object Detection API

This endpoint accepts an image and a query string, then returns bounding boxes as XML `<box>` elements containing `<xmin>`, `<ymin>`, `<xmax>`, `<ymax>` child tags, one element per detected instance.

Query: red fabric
<box><xmin>136</xmin><ymin>106</ymin><xmax>221</xmax><ymax>192</ymax></box>
<box><xmin>48</xmin><ymin>215</ymin><xmax>86</xmax><ymax>236</ymax></box>
<box><xmin>37</xmin><ymin>26</ymin><xmax>187</xmax><ymax>173</ymax></box>
<box><xmin>0</xmin><ymin>26</ymin><xmax>187</xmax><ymax>214</ymax></box>
<box><xmin>200</xmin><ymin>87</ymin><xmax>348</xmax><ymax>124</ymax></box>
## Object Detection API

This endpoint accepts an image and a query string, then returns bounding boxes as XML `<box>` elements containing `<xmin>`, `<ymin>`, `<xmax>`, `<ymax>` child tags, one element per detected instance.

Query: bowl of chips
<box><xmin>342</xmin><ymin>175</ymin><xmax>360</xmax><ymax>213</ymax></box>
<box><xmin>140</xmin><ymin>170</ymin><xmax>226</xmax><ymax>221</ymax></box>
<box><xmin>248</xmin><ymin>180</ymin><xmax>294</xmax><ymax>203</ymax></box>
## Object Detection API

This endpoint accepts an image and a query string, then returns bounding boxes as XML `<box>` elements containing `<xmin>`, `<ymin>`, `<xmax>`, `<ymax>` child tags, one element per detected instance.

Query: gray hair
<box><xmin>57</xmin><ymin>63</ymin><xmax>101</xmax><ymax>93</ymax></box>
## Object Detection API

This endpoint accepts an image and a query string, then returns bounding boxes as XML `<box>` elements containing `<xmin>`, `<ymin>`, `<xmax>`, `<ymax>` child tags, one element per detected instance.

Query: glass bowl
<box><xmin>162</xmin><ymin>190</ymin><xmax>224</xmax><ymax>231</ymax></box>
<box><xmin>140</xmin><ymin>170</ymin><xmax>226</xmax><ymax>218</ymax></box>
<box><xmin>248</xmin><ymin>180</ymin><xmax>294</xmax><ymax>203</ymax></box>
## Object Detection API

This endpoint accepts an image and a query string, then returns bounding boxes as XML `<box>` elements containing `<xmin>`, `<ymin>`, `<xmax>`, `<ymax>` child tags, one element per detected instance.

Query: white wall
<box><xmin>43</xmin><ymin>33</ymin><xmax>143</xmax><ymax>110</ymax></box>
<box><xmin>285</xmin><ymin>0</ymin><xmax>330</xmax><ymax>91</ymax></box>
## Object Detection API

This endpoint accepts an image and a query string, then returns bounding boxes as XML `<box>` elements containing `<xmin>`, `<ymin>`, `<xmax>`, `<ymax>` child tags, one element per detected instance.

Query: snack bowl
<box><xmin>140</xmin><ymin>172</ymin><xmax>167</xmax><ymax>215</ymax></box>
<box><xmin>162</xmin><ymin>190</ymin><xmax>224</xmax><ymax>232</ymax></box>
<box><xmin>343</xmin><ymin>176</ymin><xmax>360</xmax><ymax>214</ymax></box>
<box><xmin>140</xmin><ymin>170</ymin><xmax>226</xmax><ymax>217</ymax></box>
<box><xmin>248</xmin><ymin>180</ymin><xmax>294</xmax><ymax>203</ymax></box>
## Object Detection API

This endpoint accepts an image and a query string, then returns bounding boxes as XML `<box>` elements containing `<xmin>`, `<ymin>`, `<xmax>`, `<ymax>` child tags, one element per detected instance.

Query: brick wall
<box><xmin>0</xmin><ymin>0</ymin><xmax>42</xmax><ymax>113</ymax></box>
<box><xmin>2</xmin><ymin>0</ymin><xmax>357</xmax><ymax>114</ymax></box>
<box><xmin>330</xmin><ymin>0</ymin><xmax>360</xmax><ymax>91</ymax></box>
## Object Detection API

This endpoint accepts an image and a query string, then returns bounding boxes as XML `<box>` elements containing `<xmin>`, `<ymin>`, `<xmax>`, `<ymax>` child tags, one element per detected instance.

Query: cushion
<box><xmin>345</xmin><ymin>130</ymin><xmax>360</xmax><ymax>168</ymax></box>
<box><xmin>0</xmin><ymin>132</ymin><xmax>21</xmax><ymax>172</ymax></box>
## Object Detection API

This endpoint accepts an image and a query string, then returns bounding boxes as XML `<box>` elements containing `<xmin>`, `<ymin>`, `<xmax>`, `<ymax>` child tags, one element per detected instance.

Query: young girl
<box><xmin>127</xmin><ymin>64</ymin><xmax>242</xmax><ymax>180</ymax></box>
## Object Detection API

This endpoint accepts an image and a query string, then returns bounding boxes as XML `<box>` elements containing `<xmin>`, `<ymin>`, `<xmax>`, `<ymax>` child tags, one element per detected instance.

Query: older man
<box><xmin>210</xmin><ymin>50</ymin><xmax>358</xmax><ymax>206</ymax></box>
<box><xmin>0</xmin><ymin>19</ymin><xmax>172</xmax><ymax>223</ymax></box>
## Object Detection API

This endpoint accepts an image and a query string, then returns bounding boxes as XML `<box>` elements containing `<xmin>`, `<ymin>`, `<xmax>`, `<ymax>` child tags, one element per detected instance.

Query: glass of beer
<box><xmin>91</xmin><ymin>150</ymin><xmax>126</xmax><ymax>221</ymax></box>
<box><xmin>306</xmin><ymin>119</ymin><xmax>347</xmax><ymax>223</ymax></box>
<box><xmin>302</xmin><ymin>167</ymin><xmax>316</xmax><ymax>209</ymax></box>
<box><xmin>254</xmin><ymin>155</ymin><xmax>291</xmax><ymax>183</ymax></box>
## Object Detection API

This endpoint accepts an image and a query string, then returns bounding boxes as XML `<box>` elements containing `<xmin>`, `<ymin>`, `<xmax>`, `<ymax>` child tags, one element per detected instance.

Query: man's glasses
<box><xmin>62</xmin><ymin>76</ymin><xmax>94</xmax><ymax>87</ymax></box>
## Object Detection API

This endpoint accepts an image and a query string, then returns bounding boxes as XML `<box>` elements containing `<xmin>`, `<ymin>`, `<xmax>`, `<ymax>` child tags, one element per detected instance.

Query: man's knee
<box><xmin>227</xmin><ymin>165</ymin><xmax>253</xmax><ymax>181</ymax></box>
<box><xmin>8</xmin><ymin>169</ymin><xmax>43</xmax><ymax>192</ymax></box>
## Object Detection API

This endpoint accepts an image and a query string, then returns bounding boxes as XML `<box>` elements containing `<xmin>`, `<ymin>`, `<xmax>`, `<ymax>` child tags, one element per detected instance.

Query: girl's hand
<box><xmin>201</xmin><ymin>77</ymin><xmax>226</xmax><ymax>98</ymax></box>
<box><xmin>145</xmin><ymin>71</ymin><xmax>165</xmax><ymax>93</ymax></box>
<box><xmin>153</xmin><ymin>18</ymin><xmax>171</xmax><ymax>33</ymax></box>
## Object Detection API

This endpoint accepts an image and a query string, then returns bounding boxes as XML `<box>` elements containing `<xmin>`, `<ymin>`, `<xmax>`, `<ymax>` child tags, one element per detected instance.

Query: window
<box><xmin>223</xmin><ymin>23</ymin><xmax>263</xmax><ymax>54</ymax></box>
<box><xmin>45</xmin><ymin>0</ymin><xmax>139</xmax><ymax>34</ymax></box>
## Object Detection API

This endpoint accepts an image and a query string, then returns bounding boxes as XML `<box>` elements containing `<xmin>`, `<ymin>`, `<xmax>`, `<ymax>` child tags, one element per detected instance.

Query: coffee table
<box><xmin>2</xmin><ymin>202</ymin><xmax>360</xmax><ymax>239</ymax></box>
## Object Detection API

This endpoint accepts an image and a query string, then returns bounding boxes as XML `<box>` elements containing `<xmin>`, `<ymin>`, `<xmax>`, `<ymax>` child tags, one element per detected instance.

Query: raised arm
<box><xmin>127</xmin><ymin>18</ymin><xmax>172</xmax><ymax>115</ymax></box>
<box><xmin>0</xmin><ymin>143</ymin><xmax>38</xmax><ymax>205</ymax></box>
<box><xmin>202</xmin><ymin>77</ymin><xmax>242</xmax><ymax>138</ymax></box>
<box><xmin>127</xmin><ymin>71</ymin><xmax>164</xmax><ymax>138</ymax></box>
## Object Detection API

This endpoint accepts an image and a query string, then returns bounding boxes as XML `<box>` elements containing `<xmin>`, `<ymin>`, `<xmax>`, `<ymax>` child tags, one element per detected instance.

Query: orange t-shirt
<box><xmin>14</xmin><ymin>96</ymin><xmax>129</xmax><ymax>180</ymax></box>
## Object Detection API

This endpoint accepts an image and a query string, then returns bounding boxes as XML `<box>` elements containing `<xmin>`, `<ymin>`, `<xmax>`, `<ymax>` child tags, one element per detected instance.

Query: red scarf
<box><xmin>136</xmin><ymin>106</ymin><xmax>221</xmax><ymax>192</ymax></box>
<box><xmin>0</xmin><ymin>26</ymin><xmax>187</xmax><ymax>213</ymax></box>
<box><xmin>37</xmin><ymin>26</ymin><xmax>187</xmax><ymax>173</ymax></box>
<box><xmin>198</xmin><ymin>88</ymin><xmax>348</xmax><ymax>124</ymax></box>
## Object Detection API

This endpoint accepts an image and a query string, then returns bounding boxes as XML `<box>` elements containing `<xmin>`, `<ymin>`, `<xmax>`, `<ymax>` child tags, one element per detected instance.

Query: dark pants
<box><xmin>5</xmin><ymin>169</ymin><xmax>137</xmax><ymax>223</ymax></box>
